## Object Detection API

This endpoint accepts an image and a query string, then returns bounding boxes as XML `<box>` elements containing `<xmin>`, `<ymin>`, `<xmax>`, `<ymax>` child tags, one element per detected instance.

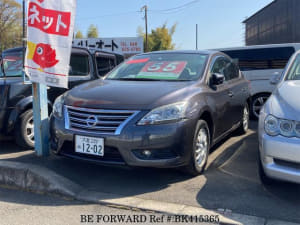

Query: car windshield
<box><xmin>106</xmin><ymin>53</ymin><xmax>208</xmax><ymax>81</ymax></box>
<box><xmin>2</xmin><ymin>51</ymin><xmax>23</xmax><ymax>77</ymax></box>
<box><xmin>286</xmin><ymin>54</ymin><xmax>300</xmax><ymax>80</ymax></box>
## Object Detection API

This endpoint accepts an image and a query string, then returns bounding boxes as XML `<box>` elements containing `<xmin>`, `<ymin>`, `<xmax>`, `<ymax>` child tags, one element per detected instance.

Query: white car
<box><xmin>258</xmin><ymin>50</ymin><xmax>300</xmax><ymax>184</ymax></box>
<box><xmin>219</xmin><ymin>43</ymin><xmax>300</xmax><ymax>119</ymax></box>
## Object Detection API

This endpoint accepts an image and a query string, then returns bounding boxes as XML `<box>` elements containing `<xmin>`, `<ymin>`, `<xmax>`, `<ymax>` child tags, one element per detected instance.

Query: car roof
<box><xmin>2</xmin><ymin>46</ymin><xmax>124</xmax><ymax>57</ymax></box>
<box><xmin>2</xmin><ymin>47</ymin><xmax>23</xmax><ymax>54</ymax></box>
<box><xmin>137</xmin><ymin>50</ymin><xmax>219</xmax><ymax>56</ymax></box>
<box><xmin>215</xmin><ymin>43</ymin><xmax>300</xmax><ymax>51</ymax></box>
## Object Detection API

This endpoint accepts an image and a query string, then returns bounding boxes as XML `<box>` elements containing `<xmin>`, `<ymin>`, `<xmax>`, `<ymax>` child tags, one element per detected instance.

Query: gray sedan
<box><xmin>258</xmin><ymin>50</ymin><xmax>300</xmax><ymax>184</ymax></box>
<box><xmin>50</xmin><ymin>50</ymin><xmax>250</xmax><ymax>175</ymax></box>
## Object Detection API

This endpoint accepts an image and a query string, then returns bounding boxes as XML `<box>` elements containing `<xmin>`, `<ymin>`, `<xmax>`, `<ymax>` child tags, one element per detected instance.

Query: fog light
<box><xmin>143</xmin><ymin>150</ymin><xmax>152</xmax><ymax>157</ymax></box>
<box><xmin>264</xmin><ymin>156</ymin><xmax>273</xmax><ymax>164</ymax></box>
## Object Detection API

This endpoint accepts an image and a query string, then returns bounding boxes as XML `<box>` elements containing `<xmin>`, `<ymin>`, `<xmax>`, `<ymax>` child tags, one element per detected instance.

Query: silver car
<box><xmin>258</xmin><ymin>50</ymin><xmax>300</xmax><ymax>184</ymax></box>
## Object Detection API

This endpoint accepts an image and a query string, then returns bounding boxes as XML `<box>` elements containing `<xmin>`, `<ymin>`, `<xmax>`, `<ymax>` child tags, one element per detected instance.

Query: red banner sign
<box><xmin>28</xmin><ymin>2</ymin><xmax>71</xmax><ymax>36</ymax></box>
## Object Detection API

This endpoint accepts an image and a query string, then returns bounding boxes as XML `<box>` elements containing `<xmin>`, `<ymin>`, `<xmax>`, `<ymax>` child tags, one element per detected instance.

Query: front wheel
<box><xmin>251</xmin><ymin>94</ymin><xmax>270</xmax><ymax>119</ymax></box>
<box><xmin>184</xmin><ymin>120</ymin><xmax>210</xmax><ymax>176</ymax></box>
<box><xmin>15</xmin><ymin>109</ymin><xmax>35</xmax><ymax>149</ymax></box>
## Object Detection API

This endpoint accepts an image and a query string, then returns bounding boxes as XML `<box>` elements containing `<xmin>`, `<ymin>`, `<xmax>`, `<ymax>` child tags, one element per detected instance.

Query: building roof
<box><xmin>243</xmin><ymin>0</ymin><xmax>277</xmax><ymax>23</ymax></box>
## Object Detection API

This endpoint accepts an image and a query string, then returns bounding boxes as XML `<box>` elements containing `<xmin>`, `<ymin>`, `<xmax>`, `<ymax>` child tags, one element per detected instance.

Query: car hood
<box><xmin>64</xmin><ymin>79</ymin><xmax>196</xmax><ymax>110</ymax></box>
<box><xmin>268</xmin><ymin>80</ymin><xmax>300</xmax><ymax>121</ymax></box>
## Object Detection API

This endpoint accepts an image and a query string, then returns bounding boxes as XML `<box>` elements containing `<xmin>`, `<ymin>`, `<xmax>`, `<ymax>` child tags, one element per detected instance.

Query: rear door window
<box><xmin>69</xmin><ymin>54</ymin><xmax>90</xmax><ymax>76</ymax></box>
<box><xmin>224</xmin><ymin>62</ymin><xmax>240</xmax><ymax>81</ymax></box>
<box><xmin>222</xmin><ymin>47</ymin><xmax>295</xmax><ymax>71</ymax></box>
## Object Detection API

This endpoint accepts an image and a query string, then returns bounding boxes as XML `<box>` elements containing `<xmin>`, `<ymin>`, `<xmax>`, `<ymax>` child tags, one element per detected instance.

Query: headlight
<box><xmin>295</xmin><ymin>122</ymin><xmax>300</xmax><ymax>136</ymax></box>
<box><xmin>264</xmin><ymin>115</ymin><xmax>279</xmax><ymax>136</ymax></box>
<box><xmin>264</xmin><ymin>115</ymin><xmax>300</xmax><ymax>137</ymax></box>
<box><xmin>138</xmin><ymin>102</ymin><xmax>188</xmax><ymax>125</ymax></box>
<box><xmin>53</xmin><ymin>95</ymin><xmax>64</xmax><ymax>118</ymax></box>
<box><xmin>279</xmin><ymin>119</ymin><xmax>294</xmax><ymax>137</ymax></box>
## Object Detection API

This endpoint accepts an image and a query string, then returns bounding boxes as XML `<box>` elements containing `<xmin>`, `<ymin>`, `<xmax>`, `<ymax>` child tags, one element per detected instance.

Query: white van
<box><xmin>218</xmin><ymin>43</ymin><xmax>300</xmax><ymax>119</ymax></box>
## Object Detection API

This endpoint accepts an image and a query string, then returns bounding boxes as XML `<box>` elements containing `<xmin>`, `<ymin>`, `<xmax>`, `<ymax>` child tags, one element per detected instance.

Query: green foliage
<box><xmin>138</xmin><ymin>23</ymin><xmax>177</xmax><ymax>52</ymax></box>
<box><xmin>75</xmin><ymin>30</ymin><xmax>84</xmax><ymax>39</ymax></box>
<box><xmin>87</xmin><ymin>24</ymin><xmax>99</xmax><ymax>38</ymax></box>
<box><xmin>0</xmin><ymin>0</ymin><xmax>22</xmax><ymax>52</ymax></box>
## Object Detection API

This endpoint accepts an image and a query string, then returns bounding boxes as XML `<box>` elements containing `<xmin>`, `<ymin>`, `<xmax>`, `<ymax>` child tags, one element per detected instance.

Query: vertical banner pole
<box><xmin>32</xmin><ymin>83</ymin><xmax>49</xmax><ymax>156</ymax></box>
<box><xmin>196</xmin><ymin>24</ymin><xmax>198</xmax><ymax>50</ymax></box>
<box><xmin>25</xmin><ymin>0</ymin><xmax>76</xmax><ymax>156</ymax></box>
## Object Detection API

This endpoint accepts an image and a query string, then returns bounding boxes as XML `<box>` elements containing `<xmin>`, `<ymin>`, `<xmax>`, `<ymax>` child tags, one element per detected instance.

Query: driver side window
<box><xmin>211</xmin><ymin>57</ymin><xmax>228</xmax><ymax>76</ymax></box>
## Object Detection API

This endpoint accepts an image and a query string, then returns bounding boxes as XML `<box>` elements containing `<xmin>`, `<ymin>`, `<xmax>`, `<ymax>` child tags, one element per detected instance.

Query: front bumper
<box><xmin>50</xmin><ymin>112</ymin><xmax>197</xmax><ymax>168</ymax></box>
<box><xmin>259</xmin><ymin>131</ymin><xmax>300</xmax><ymax>184</ymax></box>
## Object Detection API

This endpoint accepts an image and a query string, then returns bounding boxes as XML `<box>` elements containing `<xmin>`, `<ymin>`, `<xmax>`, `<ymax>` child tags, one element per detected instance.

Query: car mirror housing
<box><xmin>270</xmin><ymin>72</ymin><xmax>281</xmax><ymax>85</ymax></box>
<box><xmin>211</xmin><ymin>73</ymin><xmax>225</xmax><ymax>86</ymax></box>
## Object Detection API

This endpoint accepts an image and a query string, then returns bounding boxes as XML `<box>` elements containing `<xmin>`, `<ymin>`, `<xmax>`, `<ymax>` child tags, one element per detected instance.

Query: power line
<box><xmin>77</xmin><ymin>0</ymin><xmax>201</xmax><ymax>20</ymax></box>
<box><xmin>149</xmin><ymin>0</ymin><xmax>200</xmax><ymax>13</ymax></box>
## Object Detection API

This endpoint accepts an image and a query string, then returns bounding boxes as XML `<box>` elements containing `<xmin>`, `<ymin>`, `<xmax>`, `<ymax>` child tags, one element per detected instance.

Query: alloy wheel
<box><xmin>252</xmin><ymin>96</ymin><xmax>268</xmax><ymax>118</ymax></box>
<box><xmin>25</xmin><ymin>116</ymin><xmax>35</xmax><ymax>145</ymax></box>
<box><xmin>243</xmin><ymin>105</ymin><xmax>249</xmax><ymax>131</ymax></box>
<box><xmin>195</xmin><ymin>128</ymin><xmax>208</xmax><ymax>168</ymax></box>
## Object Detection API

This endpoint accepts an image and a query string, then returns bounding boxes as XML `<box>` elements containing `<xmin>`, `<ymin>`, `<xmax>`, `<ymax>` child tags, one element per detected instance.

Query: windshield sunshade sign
<box><xmin>137</xmin><ymin>61</ymin><xmax>187</xmax><ymax>80</ymax></box>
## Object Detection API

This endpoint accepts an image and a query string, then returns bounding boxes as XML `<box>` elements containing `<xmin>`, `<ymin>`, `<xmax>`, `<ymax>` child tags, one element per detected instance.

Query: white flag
<box><xmin>25</xmin><ymin>0</ymin><xmax>76</xmax><ymax>88</ymax></box>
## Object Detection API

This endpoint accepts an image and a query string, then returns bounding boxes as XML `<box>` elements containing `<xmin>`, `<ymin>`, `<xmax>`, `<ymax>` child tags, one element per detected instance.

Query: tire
<box><xmin>15</xmin><ymin>109</ymin><xmax>35</xmax><ymax>149</ymax></box>
<box><xmin>251</xmin><ymin>93</ymin><xmax>270</xmax><ymax>120</ymax></box>
<box><xmin>236</xmin><ymin>103</ymin><xmax>249</xmax><ymax>135</ymax></box>
<box><xmin>184</xmin><ymin>120</ymin><xmax>210</xmax><ymax>176</ymax></box>
<box><xmin>258</xmin><ymin>152</ymin><xmax>275</xmax><ymax>185</ymax></box>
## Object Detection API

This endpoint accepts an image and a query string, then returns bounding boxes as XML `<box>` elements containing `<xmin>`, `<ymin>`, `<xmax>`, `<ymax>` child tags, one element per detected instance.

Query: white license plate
<box><xmin>75</xmin><ymin>135</ymin><xmax>104</xmax><ymax>156</ymax></box>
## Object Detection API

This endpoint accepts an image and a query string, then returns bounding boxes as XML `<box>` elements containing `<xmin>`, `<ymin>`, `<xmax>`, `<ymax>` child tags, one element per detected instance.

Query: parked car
<box><xmin>0</xmin><ymin>47</ymin><xmax>124</xmax><ymax>148</ymax></box>
<box><xmin>50</xmin><ymin>50</ymin><xmax>251</xmax><ymax>175</ymax></box>
<box><xmin>258</xmin><ymin>49</ymin><xmax>300</xmax><ymax>184</ymax></box>
<box><xmin>218</xmin><ymin>43</ymin><xmax>300</xmax><ymax>119</ymax></box>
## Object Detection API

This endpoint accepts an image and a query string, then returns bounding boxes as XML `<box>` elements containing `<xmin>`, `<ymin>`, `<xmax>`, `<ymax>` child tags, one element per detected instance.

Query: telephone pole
<box><xmin>141</xmin><ymin>5</ymin><xmax>148</xmax><ymax>52</ymax></box>
<box><xmin>196</xmin><ymin>24</ymin><xmax>198</xmax><ymax>50</ymax></box>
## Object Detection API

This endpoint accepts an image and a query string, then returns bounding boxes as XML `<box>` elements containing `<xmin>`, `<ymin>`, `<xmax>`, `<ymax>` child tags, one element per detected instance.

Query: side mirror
<box><xmin>211</xmin><ymin>73</ymin><xmax>225</xmax><ymax>86</ymax></box>
<box><xmin>270</xmin><ymin>72</ymin><xmax>281</xmax><ymax>85</ymax></box>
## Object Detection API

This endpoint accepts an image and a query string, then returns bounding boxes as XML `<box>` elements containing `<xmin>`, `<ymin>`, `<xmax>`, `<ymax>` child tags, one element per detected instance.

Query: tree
<box><xmin>138</xmin><ymin>23</ymin><xmax>177</xmax><ymax>52</ymax></box>
<box><xmin>0</xmin><ymin>0</ymin><xmax>22</xmax><ymax>52</ymax></box>
<box><xmin>87</xmin><ymin>24</ymin><xmax>99</xmax><ymax>38</ymax></box>
<box><xmin>75</xmin><ymin>30</ymin><xmax>84</xmax><ymax>39</ymax></box>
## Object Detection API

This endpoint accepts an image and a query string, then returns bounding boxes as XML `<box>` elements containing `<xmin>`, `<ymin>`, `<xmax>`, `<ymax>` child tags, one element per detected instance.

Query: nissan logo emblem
<box><xmin>86</xmin><ymin>115</ymin><xmax>98</xmax><ymax>127</ymax></box>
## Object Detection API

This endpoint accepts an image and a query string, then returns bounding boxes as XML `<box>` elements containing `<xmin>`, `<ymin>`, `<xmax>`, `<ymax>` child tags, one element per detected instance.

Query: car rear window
<box><xmin>69</xmin><ymin>54</ymin><xmax>89</xmax><ymax>76</ymax></box>
<box><xmin>106</xmin><ymin>53</ymin><xmax>208</xmax><ymax>81</ymax></box>
<box><xmin>222</xmin><ymin>47</ymin><xmax>295</xmax><ymax>71</ymax></box>
<box><xmin>2</xmin><ymin>51</ymin><xmax>23</xmax><ymax>77</ymax></box>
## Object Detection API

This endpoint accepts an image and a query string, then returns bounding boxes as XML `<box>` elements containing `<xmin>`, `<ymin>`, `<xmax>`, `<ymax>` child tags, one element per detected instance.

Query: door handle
<box><xmin>228</xmin><ymin>91</ymin><xmax>234</xmax><ymax>97</ymax></box>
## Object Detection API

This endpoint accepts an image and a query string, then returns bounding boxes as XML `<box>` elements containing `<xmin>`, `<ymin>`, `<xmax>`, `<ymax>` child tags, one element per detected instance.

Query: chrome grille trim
<box><xmin>64</xmin><ymin>106</ymin><xmax>139</xmax><ymax>135</ymax></box>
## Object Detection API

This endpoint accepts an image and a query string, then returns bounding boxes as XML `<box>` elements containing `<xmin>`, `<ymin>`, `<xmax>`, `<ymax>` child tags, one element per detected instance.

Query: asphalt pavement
<box><xmin>0</xmin><ymin>187</ymin><xmax>208</xmax><ymax>225</ymax></box>
<box><xmin>0</xmin><ymin>122</ymin><xmax>300</xmax><ymax>224</ymax></box>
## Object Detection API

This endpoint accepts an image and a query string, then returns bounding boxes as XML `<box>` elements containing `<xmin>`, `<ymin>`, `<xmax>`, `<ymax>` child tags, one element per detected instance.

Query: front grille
<box><xmin>65</xmin><ymin>106</ymin><xmax>139</xmax><ymax>135</ymax></box>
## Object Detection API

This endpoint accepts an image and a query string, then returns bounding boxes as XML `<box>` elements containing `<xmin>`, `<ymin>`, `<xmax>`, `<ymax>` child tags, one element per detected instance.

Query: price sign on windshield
<box><xmin>137</xmin><ymin>61</ymin><xmax>187</xmax><ymax>79</ymax></box>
